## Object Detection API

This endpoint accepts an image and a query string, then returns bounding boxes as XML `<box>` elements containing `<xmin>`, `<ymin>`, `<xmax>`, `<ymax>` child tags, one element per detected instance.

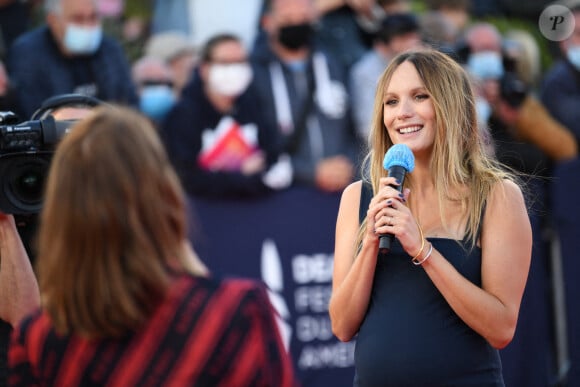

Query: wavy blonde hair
<box><xmin>359</xmin><ymin>49</ymin><xmax>516</xmax><ymax>250</ymax></box>
<box><xmin>37</xmin><ymin>106</ymin><xmax>205</xmax><ymax>338</ymax></box>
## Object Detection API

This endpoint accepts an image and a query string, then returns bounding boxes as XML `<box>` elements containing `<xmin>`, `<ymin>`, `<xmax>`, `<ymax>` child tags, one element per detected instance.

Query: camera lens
<box><xmin>13</xmin><ymin>167</ymin><xmax>45</xmax><ymax>203</ymax></box>
<box><xmin>0</xmin><ymin>154</ymin><xmax>50</xmax><ymax>214</ymax></box>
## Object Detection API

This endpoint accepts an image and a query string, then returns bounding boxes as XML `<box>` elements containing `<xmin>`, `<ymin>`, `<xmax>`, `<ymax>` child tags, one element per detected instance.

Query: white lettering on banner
<box><xmin>261</xmin><ymin>240</ymin><xmax>356</xmax><ymax>371</ymax></box>
<box><xmin>292</xmin><ymin>253</ymin><xmax>334</xmax><ymax>284</ymax></box>
<box><xmin>295</xmin><ymin>315</ymin><xmax>334</xmax><ymax>341</ymax></box>
<box><xmin>290</xmin><ymin>252</ymin><xmax>355</xmax><ymax>369</ymax></box>
<box><xmin>294</xmin><ymin>285</ymin><xmax>331</xmax><ymax>313</ymax></box>
<box><xmin>298</xmin><ymin>341</ymin><xmax>356</xmax><ymax>369</ymax></box>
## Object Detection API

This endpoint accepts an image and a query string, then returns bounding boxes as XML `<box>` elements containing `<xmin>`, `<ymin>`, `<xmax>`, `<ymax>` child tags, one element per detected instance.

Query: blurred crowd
<box><xmin>2</xmin><ymin>0</ymin><xmax>580</xmax><ymax>386</ymax></box>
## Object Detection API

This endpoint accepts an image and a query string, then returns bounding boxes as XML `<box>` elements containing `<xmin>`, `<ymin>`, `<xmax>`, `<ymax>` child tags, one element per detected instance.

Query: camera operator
<box><xmin>459</xmin><ymin>22</ymin><xmax>577</xmax><ymax>170</ymax></box>
<box><xmin>0</xmin><ymin>93</ymin><xmax>98</xmax><ymax>386</ymax></box>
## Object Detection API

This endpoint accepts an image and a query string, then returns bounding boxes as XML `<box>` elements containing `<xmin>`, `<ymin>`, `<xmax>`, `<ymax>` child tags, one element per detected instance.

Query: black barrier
<box><xmin>188</xmin><ymin>187</ymin><xmax>355</xmax><ymax>386</ymax></box>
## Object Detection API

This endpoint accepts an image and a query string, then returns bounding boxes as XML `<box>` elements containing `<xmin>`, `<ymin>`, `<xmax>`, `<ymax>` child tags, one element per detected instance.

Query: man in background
<box><xmin>132</xmin><ymin>55</ymin><xmax>177</xmax><ymax>124</ymax></box>
<box><xmin>6</xmin><ymin>0</ymin><xmax>137</xmax><ymax>119</ymax></box>
<box><xmin>251</xmin><ymin>0</ymin><xmax>359</xmax><ymax>193</ymax></box>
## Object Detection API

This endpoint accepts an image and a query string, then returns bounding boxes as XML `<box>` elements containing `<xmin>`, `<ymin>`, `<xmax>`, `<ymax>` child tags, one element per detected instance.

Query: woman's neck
<box><xmin>407</xmin><ymin>162</ymin><xmax>469</xmax><ymax>240</ymax></box>
<box><xmin>407</xmin><ymin>158</ymin><xmax>433</xmax><ymax>195</ymax></box>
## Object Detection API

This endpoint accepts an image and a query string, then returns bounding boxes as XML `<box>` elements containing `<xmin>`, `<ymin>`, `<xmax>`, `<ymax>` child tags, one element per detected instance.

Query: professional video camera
<box><xmin>0</xmin><ymin>94</ymin><xmax>103</xmax><ymax>215</ymax></box>
<box><xmin>0</xmin><ymin>111</ymin><xmax>74</xmax><ymax>214</ymax></box>
<box><xmin>499</xmin><ymin>40</ymin><xmax>529</xmax><ymax>108</ymax></box>
<box><xmin>452</xmin><ymin>40</ymin><xmax>529</xmax><ymax>108</ymax></box>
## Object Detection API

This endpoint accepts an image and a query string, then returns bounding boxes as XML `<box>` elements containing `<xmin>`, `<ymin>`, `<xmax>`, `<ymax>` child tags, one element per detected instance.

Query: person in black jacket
<box><xmin>162</xmin><ymin>33</ymin><xmax>292</xmax><ymax>198</ymax></box>
<box><xmin>251</xmin><ymin>0</ymin><xmax>359</xmax><ymax>193</ymax></box>
<box><xmin>6</xmin><ymin>0</ymin><xmax>137</xmax><ymax>120</ymax></box>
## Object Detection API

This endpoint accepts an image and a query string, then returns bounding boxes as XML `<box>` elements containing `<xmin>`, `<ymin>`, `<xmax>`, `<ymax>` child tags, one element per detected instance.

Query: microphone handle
<box><xmin>378</xmin><ymin>165</ymin><xmax>407</xmax><ymax>255</ymax></box>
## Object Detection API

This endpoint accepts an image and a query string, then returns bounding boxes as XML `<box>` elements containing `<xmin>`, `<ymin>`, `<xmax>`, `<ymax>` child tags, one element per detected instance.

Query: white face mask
<box><xmin>63</xmin><ymin>23</ymin><xmax>103</xmax><ymax>55</ymax></box>
<box><xmin>207</xmin><ymin>63</ymin><xmax>253</xmax><ymax>97</ymax></box>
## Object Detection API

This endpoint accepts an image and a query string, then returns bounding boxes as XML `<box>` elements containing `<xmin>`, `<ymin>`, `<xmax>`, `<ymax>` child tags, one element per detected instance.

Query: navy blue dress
<box><xmin>354</xmin><ymin>182</ymin><xmax>503</xmax><ymax>386</ymax></box>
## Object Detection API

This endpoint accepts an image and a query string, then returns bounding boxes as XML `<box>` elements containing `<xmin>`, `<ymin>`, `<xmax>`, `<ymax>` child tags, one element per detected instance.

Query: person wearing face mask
<box><xmin>251</xmin><ymin>0</ymin><xmax>360</xmax><ymax>194</ymax></box>
<box><xmin>144</xmin><ymin>31</ymin><xmax>197</xmax><ymax>97</ymax></box>
<box><xmin>461</xmin><ymin>22</ymin><xmax>576</xmax><ymax>165</ymax></box>
<box><xmin>541</xmin><ymin>3</ymin><xmax>580</xmax><ymax>386</ymax></box>
<box><xmin>5</xmin><ymin>0</ymin><xmax>137</xmax><ymax>119</ymax></box>
<box><xmin>462</xmin><ymin>21</ymin><xmax>579</xmax><ymax>387</ymax></box>
<box><xmin>162</xmin><ymin>33</ymin><xmax>292</xmax><ymax>198</ymax></box>
<box><xmin>132</xmin><ymin>55</ymin><xmax>177</xmax><ymax>125</ymax></box>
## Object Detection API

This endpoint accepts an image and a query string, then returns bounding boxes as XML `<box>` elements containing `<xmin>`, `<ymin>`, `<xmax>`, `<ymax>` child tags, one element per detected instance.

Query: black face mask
<box><xmin>277</xmin><ymin>23</ymin><xmax>314</xmax><ymax>51</ymax></box>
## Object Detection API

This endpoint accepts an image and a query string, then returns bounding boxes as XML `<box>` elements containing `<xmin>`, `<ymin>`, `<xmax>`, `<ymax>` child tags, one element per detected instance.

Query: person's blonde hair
<box><xmin>359</xmin><ymin>48</ymin><xmax>516</xmax><ymax>250</ymax></box>
<box><xmin>36</xmin><ymin>105</ymin><xmax>205</xmax><ymax>338</ymax></box>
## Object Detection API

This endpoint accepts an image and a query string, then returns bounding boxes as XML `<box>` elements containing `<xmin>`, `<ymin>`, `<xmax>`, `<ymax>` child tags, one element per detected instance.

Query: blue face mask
<box><xmin>467</xmin><ymin>51</ymin><xmax>504</xmax><ymax>80</ymax></box>
<box><xmin>475</xmin><ymin>97</ymin><xmax>491</xmax><ymax>125</ymax></box>
<box><xmin>139</xmin><ymin>85</ymin><xmax>176</xmax><ymax>121</ymax></box>
<box><xmin>63</xmin><ymin>23</ymin><xmax>103</xmax><ymax>55</ymax></box>
<box><xmin>567</xmin><ymin>45</ymin><xmax>580</xmax><ymax>70</ymax></box>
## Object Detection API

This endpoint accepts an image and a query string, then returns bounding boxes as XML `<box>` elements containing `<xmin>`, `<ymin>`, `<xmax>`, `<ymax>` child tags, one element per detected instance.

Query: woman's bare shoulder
<box><xmin>340</xmin><ymin>180</ymin><xmax>364</xmax><ymax>205</ymax></box>
<box><xmin>488</xmin><ymin>178</ymin><xmax>526</xmax><ymax>205</ymax></box>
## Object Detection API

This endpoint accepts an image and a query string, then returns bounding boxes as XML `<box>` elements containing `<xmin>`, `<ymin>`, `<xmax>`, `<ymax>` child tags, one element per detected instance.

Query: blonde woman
<box><xmin>329</xmin><ymin>49</ymin><xmax>532</xmax><ymax>386</ymax></box>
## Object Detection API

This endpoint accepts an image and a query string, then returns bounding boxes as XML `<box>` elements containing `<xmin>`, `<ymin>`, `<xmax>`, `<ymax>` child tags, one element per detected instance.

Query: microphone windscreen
<box><xmin>383</xmin><ymin>144</ymin><xmax>415</xmax><ymax>172</ymax></box>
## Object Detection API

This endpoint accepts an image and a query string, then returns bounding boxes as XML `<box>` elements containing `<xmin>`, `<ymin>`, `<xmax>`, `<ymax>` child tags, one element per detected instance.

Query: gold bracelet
<box><xmin>411</xmin><ymin>222</ymin><xmax>425</xmax><ymax>260</ymax></box>
<box><xmin>413</xmin><ymin>242</ymin><xmax>433</xmax><ymax>265</ymax></box>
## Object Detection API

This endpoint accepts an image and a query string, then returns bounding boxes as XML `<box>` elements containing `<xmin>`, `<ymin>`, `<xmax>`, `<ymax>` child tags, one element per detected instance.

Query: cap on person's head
<box><xmin>145</xmin><ymin>31</ymin><xmax>196</xmax><ymax>64</ymax></box>
<box><xmin>376</xmin><ymin>13</ymin><xmax>420</xmax><ymax>44</ymax></box>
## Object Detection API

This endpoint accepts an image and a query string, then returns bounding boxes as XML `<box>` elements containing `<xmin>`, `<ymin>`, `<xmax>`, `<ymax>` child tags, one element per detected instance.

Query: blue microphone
<box><xmin>380</xmin><ymin>144</ymin><xmax>415</xmax><ymax>254</ymax></box>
